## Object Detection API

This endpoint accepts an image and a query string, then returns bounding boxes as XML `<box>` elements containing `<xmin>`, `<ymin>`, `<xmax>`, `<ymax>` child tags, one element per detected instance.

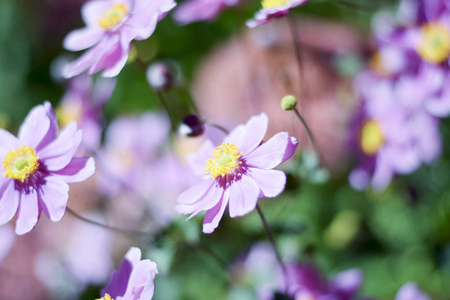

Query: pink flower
<box><xmin>173</xmin><ymin>0</ymin><xmax>238</xmax><ymax>25</ymax></box>
<box><xmin>63</xmin><ymin>0</ymin><xmax>176</xmax><ymax>78</ymax></box>
<box><xmin>246</xmin><ymin>0</ymin><xmax>309</xmax><ymax>28</ymax></box>
<box><xmin>99</xmin><ymin>247</ymin><xmax>158</xmax><ymax>300</ymax></box>
<box><xmin>176</xmin><ymin>113</ymin><xmax>298</xmax><ymax>233</ymax></box>
<box><xmin>0</xmin><ymin>102</ymin><xmax>95</xmax><ymax>234</ymax></box>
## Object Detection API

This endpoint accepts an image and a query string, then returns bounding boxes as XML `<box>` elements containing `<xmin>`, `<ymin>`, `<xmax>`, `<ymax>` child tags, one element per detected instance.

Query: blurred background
<box><xmin>1</xmin><ymin>0</ymin><xmax>450</xmax><ymax>299</ymax></box>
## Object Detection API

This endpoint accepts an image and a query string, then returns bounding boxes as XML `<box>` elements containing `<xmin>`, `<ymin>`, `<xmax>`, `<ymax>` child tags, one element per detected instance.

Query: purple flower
<box><xmin>57</xmin><ymin>74</ymin><xmax>115</xmax><ymax>151</ymax></box>
<box><xmin>99</xmin><ymin>247</ymin><xmax>158</xmax><ymax>300</ymax></box>
<box><xmin>246</xmin><ymin>0</ymin><xmax>309</xmax><ymax>28</ymax></box>
<box><xmin>242</xmin><ymin>243</ymin><xmax>366</xmax><ymax>300</ymax></box>
<box><xmin>176</xmin><ymin>113</ymin><xmax>298</xmax><ymax>233</ymax></box>
<box><xmin>0</xmin><ymin>102</ymin><xmax>95</xmax><ymax>234</ymax></box>
<box><xmin>173</xmin><ymin>0</ymin><xmax>238</xmax><ymax>25</ymax></box>
<box><xmin>63</xmin><ymin>0</ymin><xmax>176</xmax><ymax>78</ymax></box>
<box><xmin>395</xmin><ymin>282</ymin><xmax>430</xmax><ymax>300</ymax></box>
<box><xmin>348</xmin><ymin>79</ymin><xmax>441</xmax><ymax>190</ymax></box>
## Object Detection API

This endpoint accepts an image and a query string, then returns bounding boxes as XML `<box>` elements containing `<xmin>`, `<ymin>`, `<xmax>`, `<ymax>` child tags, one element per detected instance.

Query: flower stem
<box><xmin>293</xmin><ymin>106</ymin><xmax>319</xmax><ymax>160</ymax></box>
<box><xmin>287</xmin><ymin>12</ymin><xmax>306</xmax><ymax>99</ymax></box>
<box><xmin>66</xmin><ymin>207</ymin><xmax>153</xmax><ymax>237</ymax></box>
<box><xmin>256</xmin><ymin>204</ymin><xmax>289</xmax><ymax>293</ymax></box>
<box><xmin>156</xmin><ymin>90</ymin><xmax>177</xmax><ymax>131</ymax></box>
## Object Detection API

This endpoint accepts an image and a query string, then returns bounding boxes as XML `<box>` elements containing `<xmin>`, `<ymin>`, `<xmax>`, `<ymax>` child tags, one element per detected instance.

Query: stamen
<box><xmin>360</xmin><ymin>120</ymin><xmax>384</xmax><ymax>155</ymax></box>
<box><xmin>205</xmin><ymin>143</ymin><xmax>242</xmax><ymax>179</ymax></box>
<box><xmin>98</xmin><ymin>4</ymin><xmax>129</xmax><ymax>31</ymax></box>
<box><xmin>261</xmin><ymin>0</ymin><xmax>290</xmax><ymax>9</ymax></box>
<box><xmin>3</xmin><ymin>146</ymin><xmax>39</xmax><ymax>182</ymax></box>
<box><xmin>96</xmin><ymin>294</ymin><xmax>113</xmax><ymax>300</ymax></box>
<box><xmin>417</xmin><ymin>23</ymin><xmax>450</xmax><ymax>64</ymax></box>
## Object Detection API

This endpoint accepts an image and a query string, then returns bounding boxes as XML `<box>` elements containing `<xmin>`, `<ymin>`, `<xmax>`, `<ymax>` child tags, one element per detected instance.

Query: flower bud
<box><xmin>281</xmin><ymin>95</ymin><xmax>297</xmax><ymax>111</ymax></box>
<box><xmin>146</xmin><ymin>62</ymin><xmax>174</xmax><ymax>91</ymax></box>
<box><xmin>178</xmin><ymin>114</ymin><xmax>204</xmax><ymax>137</ymax></box>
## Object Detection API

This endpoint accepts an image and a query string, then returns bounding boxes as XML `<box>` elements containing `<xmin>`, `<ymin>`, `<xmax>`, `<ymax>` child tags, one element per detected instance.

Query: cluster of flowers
<box><xmin>349</xmin><ymin>0</ymin><xmax>450</xmax><ymax>190</ymax></box>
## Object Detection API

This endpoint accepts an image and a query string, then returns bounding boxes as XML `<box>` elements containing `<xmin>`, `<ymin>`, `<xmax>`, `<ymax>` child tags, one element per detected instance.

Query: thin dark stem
<box><xmin>256</xmin><ymin>204</ymin><xmax>289</xmax><ymax>293</ymax></box>
<box><xmin>66</xmin><ymin>207</ymin><xmax>152</xmax><ymax>237</ymax></box>
<box><xmin>293</xmin><ymin>107</ymin><xmax>319</xmax><ymax>160</ymax></box>
<box><xmin>156</xmin><ymin>91</ymin><xmax>177</xmax><ymax>131</ymax></box>
<box><xmin>203</xmin><ymin>121</ymin><xmax>229</xmax><ymax>135</ymax></box>
<box><xmin>287</xmin><ymin>12</ymin><xmax>306</xmax><ymax>100</ymax></box>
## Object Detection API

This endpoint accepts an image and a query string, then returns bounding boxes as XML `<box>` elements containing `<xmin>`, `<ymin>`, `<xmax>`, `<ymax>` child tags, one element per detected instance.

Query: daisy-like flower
<box><xmin>246</xmin><ymin>0</ymin><xmax>309</xmax><ymax>28</ymax></box>
<box><xmin>0</xmin><ymin>102</ymin><xmax>95</xmax><ymax>235</ymax></box>
<box><xmin>176</xmin><ymin>113</ymin><xmax>298</xmax><ymax>233</ymax></box>
<box><xmin>97</xmin><ymin>247</ymin><xmax>158</xmax><ymax>300</ymax></box>
<box><xmin>63</xmin><ymin>0</ymin><xmax>176</xmax><ymax>78</ymax></box>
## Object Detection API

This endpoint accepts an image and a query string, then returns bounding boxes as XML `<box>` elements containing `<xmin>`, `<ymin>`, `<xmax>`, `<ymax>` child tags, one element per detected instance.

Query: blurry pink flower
<box><xmin>57</xmin><ymin>74</ymin><xmax>115</xmax><ymax>151</ymax></box>
<box><xmin>100</xmin><ymin>247</ymin><xmax>158</xmax><ymax>300</ymax></box>
<box><xmin>173</xmin><ymin>0</ymin><xmax>238</xmax><ymax>25</ymax></box>
<box><xmin>395</xmin><ymin>282</ymin><xmax>430</xmax><ymax>300</ymax></box>
<box><xmin>0</xmin><ymin>102</ymin><xmax>95</xmax><ymax>234</ymax></box>
<box><xmin>246</xmin><ymin>0</ymin><xmax>309</xmax><ymax>28</ymax></box>
<box><xmin>63</xmin><ymin>0</ymin><xmax>176</xmax><ymax>78</ymax></box>
<box><xmin>177</xmin><ymin>113</ymin><xmax>298</xmax><ymax>233</ymax></box>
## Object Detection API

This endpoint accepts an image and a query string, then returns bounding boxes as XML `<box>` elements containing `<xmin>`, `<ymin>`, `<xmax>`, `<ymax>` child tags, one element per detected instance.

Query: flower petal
<box><xmin>38</xmin><ymin>122</ymin><xmax>82</xmax><ymax>171</ymax></box>
<box><xmin>227</xmin><ymin>113</ymin><xmax>268</xmax><ymax>154</ymax></box>
<box><xmin>203</xmin><ymin>188</ymin><xmax>230</xmax><ymax>234</ymax></box>
<box><xmin>81</xmin><ymin>0</ymin><xmax>112</xmax><ymax>29</ymax></box>
<box><xmin>15</xmin><ymin>188</ymin><xmax>39</xmax><ymax>235</ymax></box>
<box><xmin>63</xmin><ymin>28</ymin><xmax>104</xmax><ymax>51</ymax></box>
<box><xmin>63</xmin><ymin>38</ymin><xmax>109</xmax><ymax>78</ymax></box>
<box><xmin>124</xmin><ymin>259</ymin><xmax>158</xmax><ymax>299</ymax></box>
<box><xmin>18</xmin><ymin>104</ymin><xmax>51</xmax><ymax>149</ymax></box>
<box><xmin>39</xmin><ymin>176</ymin><xmax>69</xmax><ymax>222</ymax></box>
<box><xmin>329</xmin><ymin>269</ymin><xmax>363</xmax><ymax>300</ymax></box>
<box><xmin>0</xmin><ymin>182</ymin><xmax>19</xmax><ymax>226</ymax></box>
<box><xmin>245</xmin><ymin>132</ymin><xmax>298</xmax><ymax>169</ymax></box>
<box><xmin>228</xmin><ymin>174</ymin><xmax>260</xmax><ymax>218</ymax></box>
<box><xmin>0</xmin><ymin>129</ymin><xmax>19</xmax><ymax>158</ymax></box>
<box><xmin>187</xmin><ymin>139</ymin><xmax>215</xmax><ymax>176</ymax></box>
<box><xmin>186</xmin><ymin>183</ymin><xmax>224</xmax><ymax>219</ymax></box>
<box><xmin>177</xmin><ymin>179</ymin><xmax>214</xmax><ymax>205</ymax></box>
<box><xmin>395</xmin><ymin>283</ymin><xmax>430</xmax><ymax>300</ymax></box>
<box><xmin>248</xmin><ymin>168</ymin><xmax>286</xmax><ymax>198</ymax></box>
<box><xmin>54</xmin><ymin>157</ymin><xmax>95</xmax><ymax>183</ymax></box>
<box><xmin>38</xmin><ymin>102</ymin><xmax>59</xmax><ymax>151</ymax></box>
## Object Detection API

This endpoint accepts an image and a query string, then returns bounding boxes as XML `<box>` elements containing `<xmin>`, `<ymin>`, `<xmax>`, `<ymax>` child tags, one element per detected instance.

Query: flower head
<box><xmin>176</xmin><ymin>113</ymin><xmax>298</xmax><ymax>233</ymax></box>
<box><xmin>0</xmin><ymin>102</ymin><xmax>95</xmax><ymax>234</ymax></box>
<box><xmin>63</xmin><ymin>0</ymin><xmax>176</xmax><ymax>78</ymax></box>
<box><xmin>246</xmin><ymin>0</ymin><xmax>309</xmax><ymax>28</ymax></box>
<box><xmin>100</xmin><ymin>247</ymin><xmax>158</xmax><ymax>300</ymax></box>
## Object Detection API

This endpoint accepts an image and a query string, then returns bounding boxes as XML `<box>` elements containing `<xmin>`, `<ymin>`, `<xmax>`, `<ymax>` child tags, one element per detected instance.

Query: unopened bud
<box><xmin>178</xmin><ymin>115</ymin><xmax>204</xmax><ymax>137</ymax></box>
<box><xmin>281</xmin><ymin>95</ymin><xmax>297</xmax><ymax>111</ymax></box>
<box><xmin>146</xmin><ymin>62</ymin><xmax>174</xmax><ymax>91</ymax></box>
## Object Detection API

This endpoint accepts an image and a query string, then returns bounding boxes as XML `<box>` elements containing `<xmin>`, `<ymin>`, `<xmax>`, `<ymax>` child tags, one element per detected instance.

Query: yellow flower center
<box><xmin>261</xmin><ymin>0</ymin><xmax>290</xmax><ymax>9</ymax></box>
<box><xmin>55</xmin><ymin>101</ymin><xmax>82</xmax><ymax>128</ymax></box>
<box><xmin>360</xmin><ymin>120</ymin><xmax>384</xmax><ymax>155</ymax></box>
<box><xmin>205</xmin><ymin>143</ymin><xmax>242</xmax><ymax>179</ymax></box>
<box><xmin>3</xmin><ymin>146</ymin><xmax>39</xmax><ymax>182</ymax></box>
<box><xmin>98</xmin><ymin>4</ymin><xmax>129</xmax><ymax>31</ymax></box>
<box><xmin>417</xmin><ymin>22</ymin><xmax>450</xmax><ymax>64</ymax></box>
<box><xmin>96</xmin><ymin>294</ymin><xmax>114</xmax><ymax>300</ymax></box>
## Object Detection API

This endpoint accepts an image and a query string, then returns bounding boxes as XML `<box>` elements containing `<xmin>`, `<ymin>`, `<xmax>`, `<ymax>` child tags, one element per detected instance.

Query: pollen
<box><xmin>205</xmin><ymin>143</ymin><xmax>242</xmax><ymax>179</ymax></box>
<box><xmin>261</xmin><ymin>0</ymin><xmax>290</xmax><ymax>9</ymax></box>
<box><xmin>417</xmin><ymin>22</ymin><xmax>450</xmax><ymax>64</ymax></box>
<box><xmin>360</xmin><ymin>120</ymin><xmax>384</xmax><ymax>156</ymax></box>
<box><xmin>98</xmin><ymin>4</ymin><xmax>129</xmax><ymax>31</ymax></box>
<box><xmin>96</xmin><ymin>294</ymin><xmax>113</xmax><ymax>300</ymax></box>
<box><xmin>3</xmin><ymin>146</ymin><xmax>39</xmax><ymax>182</ymax></box>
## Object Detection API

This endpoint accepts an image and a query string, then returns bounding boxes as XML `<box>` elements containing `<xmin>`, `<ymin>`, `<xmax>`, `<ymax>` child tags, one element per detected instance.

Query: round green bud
<box><xmin>281</xmin><ymin>95</ymin><xmax>297</xmax><ymax>111</ymax></box>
